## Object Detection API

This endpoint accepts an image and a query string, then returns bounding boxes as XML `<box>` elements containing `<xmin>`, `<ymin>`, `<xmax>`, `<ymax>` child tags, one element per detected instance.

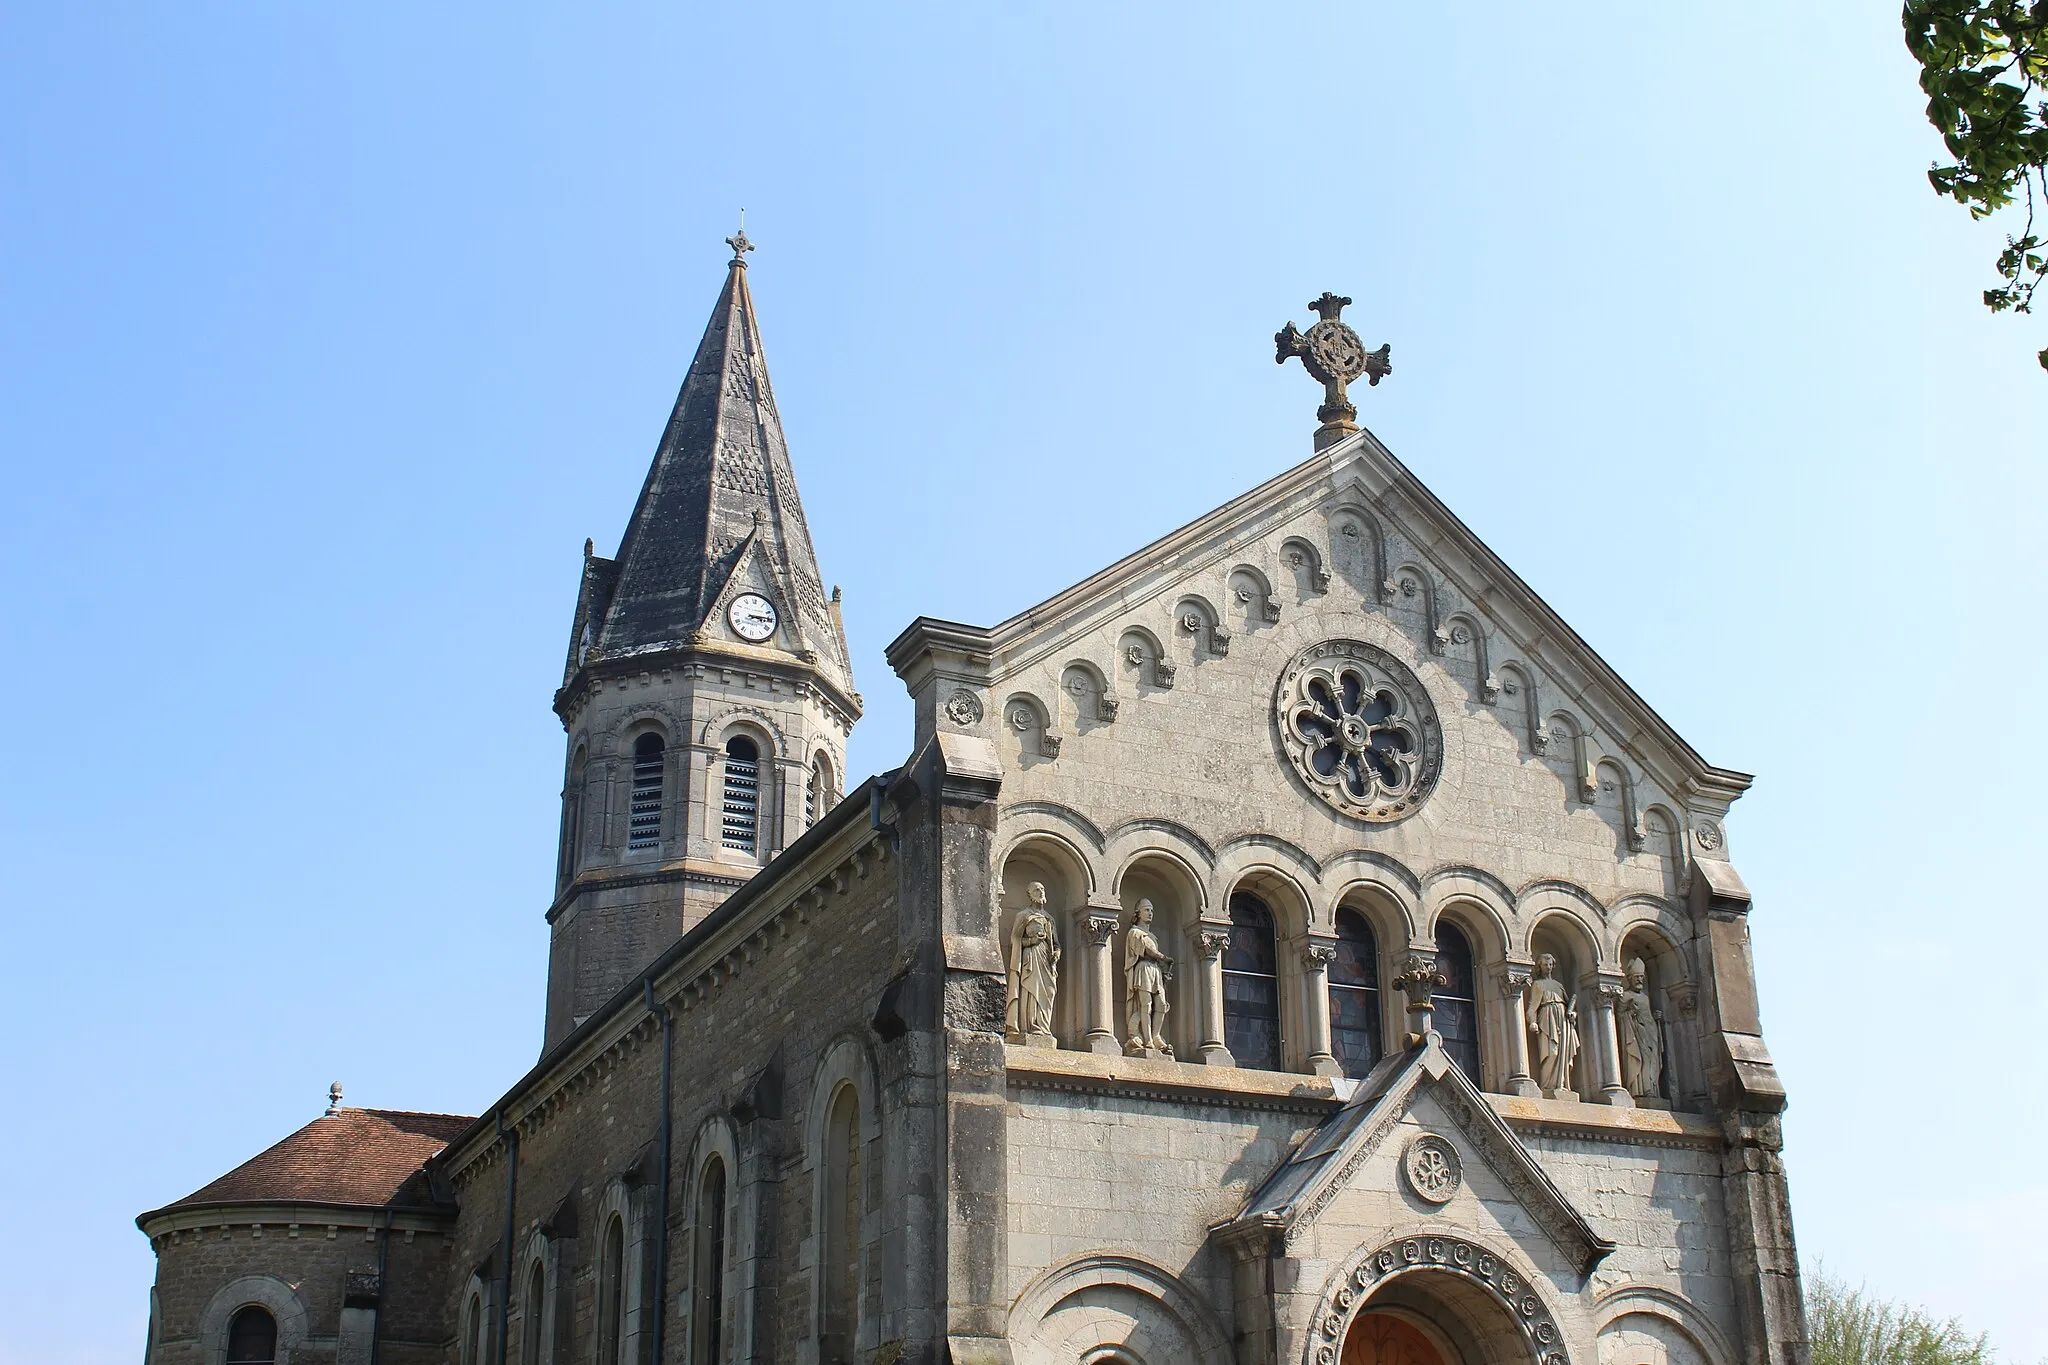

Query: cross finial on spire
<box><xmin>1275</xmin><ymin>292</ymin><xmax>1392</xmax><ymax>451</ymax></box>
<box><xmin>725</xmin><ymin>226</ymin><xmax>754</xmax><ymax>266</ymax></box>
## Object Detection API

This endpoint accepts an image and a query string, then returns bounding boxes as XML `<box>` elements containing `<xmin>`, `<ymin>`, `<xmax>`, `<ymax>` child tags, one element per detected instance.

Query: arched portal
<box><xmin>1310</xmin><ymin>1235</ymin><xmax>1569</xmax><ymax>1365</ymax></box>
<box><xmin>1342</xmin><ymin>1312</ymin><xmax>1444</xmax><ymax>1365</ymax></box>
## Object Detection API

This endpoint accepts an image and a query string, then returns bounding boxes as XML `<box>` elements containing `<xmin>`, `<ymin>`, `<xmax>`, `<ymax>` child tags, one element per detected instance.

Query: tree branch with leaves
<box><xmin>1905</xmin><ymin>0</ymin><xmax>2048</xmax><ymax>369</ymax></box>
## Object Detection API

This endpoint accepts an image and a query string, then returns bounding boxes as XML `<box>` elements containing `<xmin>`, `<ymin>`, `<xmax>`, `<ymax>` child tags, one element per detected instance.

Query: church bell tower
<box><xmin>542</xmin><ymin>231</ymin><xmax>860</xmax><ymax>1049</ymax></box>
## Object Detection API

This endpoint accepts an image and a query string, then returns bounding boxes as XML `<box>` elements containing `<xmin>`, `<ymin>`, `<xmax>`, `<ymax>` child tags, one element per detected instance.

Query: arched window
<box><xmin>1434</xmin><ymin>920</ymin><xmax>1481</xmax><ymax>1081</ymax></box>
<box><xmin>458</xmin><ymin>1295</ymin><xmax>483</xmax><ymax>1365</ymax></box>
<box><xmin>820</xmin><ymin>1086</ymin><xmax>862</xmax><ymax>1365</ymax></box>
<box><xmin>721</xmin><ymin>736</ymin><xmax>760</xmax><ymax>855</ymax></box>
<box><xmin>629</xmin><ymin>734</ymin><xmax>665</xmax><ymax>850</ymax></box>
<box><xmin>561</xmin><ymin>749</ymin><xmax>588</xmax><ymax>881</ymax></box>
<box><xmin>226</xmin><ymin>1307</ymin><xmax>277</xmax><ymax>1365</ymax></box>
<box><xmin>522</xmin><ymin>1259</ymin><xmax>547</xmax><ymax>1365</ymax></box>
<box><xmin>597</xmin><ymin>1214</ymin><xmax>627</xmax><ymax>1365</ymax></box>
<box><xmin>1222</xmin><ymin>892</ymin><xmax>1282</xmax><ymax>1072</ymax></box>
<box><xmin>806</xmin><ymin>752</ymin><xmax>833</xmax><ymax>828</ymax></box>
<box><xmin>692</xmin><ymin>1155</ymin><xmax>729</xmax><ymax>1365</ymax></box>
<box><xmin>1329</xmin><ymin>908</ymin><xmax>1382</xmax><ymax>1076</ymax></box>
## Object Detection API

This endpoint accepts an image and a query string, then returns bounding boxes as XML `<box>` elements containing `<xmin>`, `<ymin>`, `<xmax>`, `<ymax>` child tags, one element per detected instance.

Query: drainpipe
<box><xmin>647</xmin><ymin>979</ymin><xmax>675</xmax><ymax>1365</ymax></box>
<box><xmin>496</xmin><ymin>1112</ymin><xmax>519</xmax><ymax>1365</ymax></box>
<box><xmin>369</xmin><ymin>1209</ymin><xmax>391</xmax><ymax>1365</ymax></box>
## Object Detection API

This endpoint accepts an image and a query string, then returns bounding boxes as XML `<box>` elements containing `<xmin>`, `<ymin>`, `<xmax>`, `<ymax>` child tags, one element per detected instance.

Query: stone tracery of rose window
<box><xmin>1276</xmin><ymin>641</ymin><xmax>1442</xmax><ymax>823</ymax></box>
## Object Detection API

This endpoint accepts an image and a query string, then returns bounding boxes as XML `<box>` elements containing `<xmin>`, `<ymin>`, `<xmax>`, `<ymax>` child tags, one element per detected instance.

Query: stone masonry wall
<box><xmin>445</xmin><ymin>817</ymin><xmax>902</xmax><ymax>1365</ymax></box>
<box><xmin>146</xmin><ymin>1219</ymin><xmax>450</xmax><ymax>1365</ymax></box>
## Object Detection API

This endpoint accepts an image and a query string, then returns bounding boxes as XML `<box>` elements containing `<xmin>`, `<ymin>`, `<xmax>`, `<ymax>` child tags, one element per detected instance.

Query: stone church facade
<box><xmin>137</xmin><ymin>238</ymin><xmax>1809</xmax><ymax>1365</ymax></box>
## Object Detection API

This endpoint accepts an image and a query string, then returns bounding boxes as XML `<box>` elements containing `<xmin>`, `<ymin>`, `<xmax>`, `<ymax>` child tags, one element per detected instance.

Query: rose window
<box><xmin>1275</xmin><ymin>641</ymin><xmax>1441</xmax><ymax>823</ymax></box>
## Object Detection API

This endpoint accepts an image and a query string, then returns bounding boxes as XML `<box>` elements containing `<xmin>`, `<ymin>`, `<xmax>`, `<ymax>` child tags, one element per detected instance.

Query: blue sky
<box><xmin>3</xmin><ymin>5</ymin><xmax>2043</xmax><ymax>1364</ymax></box>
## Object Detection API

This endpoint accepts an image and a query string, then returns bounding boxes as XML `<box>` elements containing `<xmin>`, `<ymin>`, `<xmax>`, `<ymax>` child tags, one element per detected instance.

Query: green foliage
<box><xmin>1904</xmin><ymin>0</ymin><xmax>2048</xmax><ymax>368</ymax></box>
<box><xmin>1807</xmin><ymin>1269</ymin><xmax>1993</xmax><ymax>1365</ymax></box>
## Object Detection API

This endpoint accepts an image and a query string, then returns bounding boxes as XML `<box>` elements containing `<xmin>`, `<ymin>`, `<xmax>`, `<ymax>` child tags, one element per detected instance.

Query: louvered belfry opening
<box><xmin>722</xmin><ymin>736</ymin><xmax>761</xmax><ymax>854</ymax></box>
<box><xmin>628</xmin><ymin>733</ymin><xmax>665</xmax><ymax>850</ymax></box>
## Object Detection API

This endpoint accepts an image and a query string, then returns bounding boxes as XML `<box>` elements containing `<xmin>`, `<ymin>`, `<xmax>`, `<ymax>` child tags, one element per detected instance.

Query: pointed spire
<box><xmin>583</xmin><ymin>236</ymin><xmax>851</xmax><ymax>690</ymax></box>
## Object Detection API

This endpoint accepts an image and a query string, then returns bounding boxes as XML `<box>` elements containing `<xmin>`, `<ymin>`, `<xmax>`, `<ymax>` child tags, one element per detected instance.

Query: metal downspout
<box><xmin>496</xmin><ymin>1112</ymin><xmax>519</xmax><ymax>1365</ymax></box>
<box><xmin>647</xmin><ymin>979</ymin><xmax>675</xmax><ymax>1365</ymax></box>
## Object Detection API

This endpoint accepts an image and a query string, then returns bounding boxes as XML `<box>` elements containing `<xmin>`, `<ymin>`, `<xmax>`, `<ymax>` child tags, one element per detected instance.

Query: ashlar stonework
<box><xmin>139</xmin><ymin>244</ymin><xmax>1808</xmax><ymax>1365</ymax></box>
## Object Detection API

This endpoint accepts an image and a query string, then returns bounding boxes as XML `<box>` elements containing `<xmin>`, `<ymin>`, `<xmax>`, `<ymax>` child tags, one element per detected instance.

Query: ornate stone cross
<box><xmin>726</xmin><ymin>227</ymin><xmax>755</xmax><ymax>265</ymax></box>
<box><xmin>1275</xmin><ymin>292</ymin><xmax>1391</xmax><ymax>451</ymax></box>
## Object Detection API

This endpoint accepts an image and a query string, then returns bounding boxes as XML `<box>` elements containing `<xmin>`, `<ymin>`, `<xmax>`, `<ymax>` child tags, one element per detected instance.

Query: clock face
<box><xmin>727</xmin><ymin>593</ymin><xmax>778</xmax><ymax>642</ymax></box>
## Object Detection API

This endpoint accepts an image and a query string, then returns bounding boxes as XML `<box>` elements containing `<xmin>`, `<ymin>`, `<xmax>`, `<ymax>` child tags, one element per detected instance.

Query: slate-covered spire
<box><xmin>574</xmin><ymin>232</ymin><xmax>851</xmax><ymax>692</ymax></box>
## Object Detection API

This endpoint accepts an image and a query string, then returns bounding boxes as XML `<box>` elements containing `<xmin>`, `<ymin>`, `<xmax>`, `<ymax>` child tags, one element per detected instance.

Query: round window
<box><xmin>1275</xmin><ymin>640</ymin><xmax>1442</xmax><ymax>823</ymax></box>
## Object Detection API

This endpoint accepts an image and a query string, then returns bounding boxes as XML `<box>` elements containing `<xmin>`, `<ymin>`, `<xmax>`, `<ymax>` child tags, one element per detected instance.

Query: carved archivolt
<box><xmin>1307</xmin><ymin>1231</ymin><xmax>1573</xmax><ymax>1365</ymax></box>
<box><xmin>1275</xmin><ymin>640</ymin><xmax>1443</xmax><ymax>823</ymax></box>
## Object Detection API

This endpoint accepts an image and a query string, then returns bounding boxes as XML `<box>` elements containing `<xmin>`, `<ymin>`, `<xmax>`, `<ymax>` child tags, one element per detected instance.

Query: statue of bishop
<box><xmin>1616</xmin><ymin>956</ymin><xmax>1664</xmax><ymax>1101</ymax></box>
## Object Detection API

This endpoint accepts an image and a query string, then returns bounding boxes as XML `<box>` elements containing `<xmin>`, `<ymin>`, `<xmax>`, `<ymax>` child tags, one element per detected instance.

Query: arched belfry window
<box><xmin>1434</xmin><ymin>920</ymin><xmax>1481</xmax><ymax>1081</ymax></box>
<box><xmin>629</xmin><ymin>734</ymin><xmax>665</xmax><ymax>850</ymax></box>
<box><xmin>722</xmin><ymin>736</ymin><xmax>761</xmax><ymax>855</ymax></box>
<box><xmin>692</xmin><ymin>1154</ymin><xmax>729</xmax><ymax>1365</ymax></box>
<box><xmin>561</xmin><ymin>748</ymin><xmax>589</xmax><ymax>881</ymax></box>
<box><xmin>226</xmin><ymin>1307</ymin><xmax>277</xmax><ymax>1365</ymax></box>
<box><xmin>820</xmin><ymin>1085</ymin><xmax>862</xmax><ymax>1365</ymax></box>
<box><xmin>1329</xmin><ymin>908</ymin><xmax>1382</xmax><ymax>1076</ymax></box>
<box><xmin>806</xmin><ymin>752</ymin><xmax>834</xmax><ymax>829</ymax></box>
<box><xmin>597</xmin><ymin>1214</ymin><xmax>627</xmax><ymax>1365</ymax></box>
<box><xmin>1222</xmin><ymin>893</ymin><xmax>1283</xmax><ymax>1072</ymax></box>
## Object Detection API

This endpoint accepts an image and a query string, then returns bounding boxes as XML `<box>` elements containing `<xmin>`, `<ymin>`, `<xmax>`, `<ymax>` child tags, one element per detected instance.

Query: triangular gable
<box><xmin>1217</xmin><ymin>1037</ymin><xmax>1612</xmax><ymax>1274</ymax></box>
<box><xmin>939</xmin><ymin>428</ymin><xmax>1746</xmax><ymax>806</ymax></box>
<box><xmin>703</xmin><ymin>529</ymin><xmax>800</xmax><ymax>651</ymax></box>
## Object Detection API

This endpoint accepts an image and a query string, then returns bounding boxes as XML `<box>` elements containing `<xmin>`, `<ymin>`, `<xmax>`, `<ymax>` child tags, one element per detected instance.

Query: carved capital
<box><xmin>1667</xmin><ymin>982</ymin><xmax>1700</xmax><ymax>1019</ymax></box>
<box><xmin>1039</xmin><ymin>733</ymin><xmax>1063</xmax><ymax>759</ymax></box>
<box><xmin>1082</xmin><ymin>914</ymin><xmax>1118</xmax><ymax>948</ymax></box>
<box><xmin>1312</xmin><ymin>569</ymin><xmax>1332</xmax><ymax>594</ymax></box>
<box><xmin>1262</xmin><ymin>599</ymin><xmax>1283</xmax><ymax>623</ymax></box>
<box><xmin>1481</xmin><ymin>674</ymin><xmax>1502</xmax><ymax>703</ymax></box>
<box><xmin>1497</xmin><ymin>964</ymin><xmax>1533</xmax><ymax>994</ymax></box>
<box><xmin>1301</xmin><ymin>942</ymin><xmax>1338</xmax><ymax>970</ymax></box>
<box><xmin>1095</xmin><ymin>694</ymin><xmax>1120</xmax><ymax>722</ymax></box>
<box><xmin>1393</xmin><ymin>952</ymin><xmax>1447</xmax><ymax>1006</ymax></box>
<box><xmin>1378</xmin><ymin>578</ymin><xmax>1399</xmax><ymax>604</ymax></box>
<box><xmin>1210</xmin><ymin>627</ymin><xmax>1231</xmax><ymax>657</ymax></box>
<box><xmin>1430</xmin><ymin>626</ymin><xmax>1451</xmax><ymax>656</ymax></box>
<box><xmin>1196</xmin><ymin>929</ymin><xmax>1232</xmax><ymax>960</ymax></box>
<box><xmin>1153</xmin><ymin>661</ymin><xmax>1177</xmax><ymax>689</ymax></box>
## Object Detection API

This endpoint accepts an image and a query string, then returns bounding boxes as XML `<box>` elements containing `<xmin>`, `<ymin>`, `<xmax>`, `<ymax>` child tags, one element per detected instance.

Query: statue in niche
<box><xmin>1123</xmin><ymin>899</ymin><xmax>1174</xmax><ymax>1057</ymax></box>
<box><xmin>1616</xmin><ymin>956</ymin><xmax>1664</xmax><ymax>1101</ymax></box>
<box><xmin>1005</xmin><ymin>882</ymin><xmax>1062</xmax><ymax>1046</ymax></box>
<box><xmin>1526</xmin><ymin>953</ymin><xmax>1580</xmax><ymax>1095</ymax></box>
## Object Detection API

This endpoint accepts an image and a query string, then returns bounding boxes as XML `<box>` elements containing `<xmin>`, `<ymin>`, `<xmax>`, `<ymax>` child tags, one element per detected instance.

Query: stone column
<box><xmin>1299</xmin><ymin>941</ymin><xmax>1340</xmax><ymax>1077</ymax></box>
<box><xmin>682</xmin><ymin>744</ymin><xmax>717</xmax><ymax>860</ymax></box>
<box><xmin>1392</xmin><ymin>952</ymin><xmax>1446</xmax><ymax>1048</ymax></box>
<box><xmin>774</xmin><ymin>755</ymin><xmax>808</xmax><ymax>854</ymax></box>
<box><xmin>1592</xmin><ymin>974</ymin><xmax>1634</xmax><ymax>1106</ymax></box>
<box><xmin>1193</xmin><ymin>928</ymin><xmax>1234</xmax><ymax>1066</ymax></box>
<box><xmin>1075</xmin><ymin>900</ymin><xmax>1122</xmax><ymax>1055</ymax></box>
<box><xmin>1497</xmin><ymin>962</ymin><xmax>1539</xmax><ymax>1097</ymax></box>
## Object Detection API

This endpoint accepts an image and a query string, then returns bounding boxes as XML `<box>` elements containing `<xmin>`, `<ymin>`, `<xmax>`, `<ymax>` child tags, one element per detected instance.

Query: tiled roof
<box><xmin>158</xmin><ymin>1108</ymin><xmax>475</xmax><ymax>1213</ymax></box>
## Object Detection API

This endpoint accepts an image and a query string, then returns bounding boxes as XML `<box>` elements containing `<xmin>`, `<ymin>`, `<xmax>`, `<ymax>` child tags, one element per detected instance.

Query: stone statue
<box><xmin>1526</xmin><ymin>953</ymin><xmax>1580</xmax><ymax>1095</ymax></box>
<box><xmin>1005</xmin><ymin>882</ymin><xmax>1062</xmax><ymax>1044</ymax></box>
<box><xmin>1616</xmin><ymin>957</ymin><xmax>1664</xmax><ymax>1101</ymax></box>
<box><xmin>1123</xmin><ymin>899</ymin><xmax>1173</xmax><ymax>1056</ymax></box>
